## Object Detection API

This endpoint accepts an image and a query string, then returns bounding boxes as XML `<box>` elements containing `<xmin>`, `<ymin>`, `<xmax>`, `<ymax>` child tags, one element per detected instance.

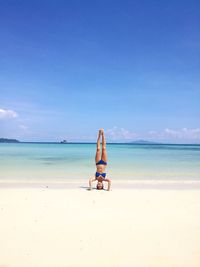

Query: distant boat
<box><xmin>60</xmin><ymin>140</ymin><xmax>68</xmax><ymax>144</ymax></box>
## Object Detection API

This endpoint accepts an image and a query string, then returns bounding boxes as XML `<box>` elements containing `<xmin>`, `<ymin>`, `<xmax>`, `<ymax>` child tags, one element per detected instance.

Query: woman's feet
<box><xmin>99</xmin><ymin>128</ymin><xmax>104</xmax><ymax>135</ymax></box>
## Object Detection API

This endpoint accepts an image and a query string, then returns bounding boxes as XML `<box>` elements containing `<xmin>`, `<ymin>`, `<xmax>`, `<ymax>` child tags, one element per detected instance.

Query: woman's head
<box><xmin>97</xmin><ymin>181</ymin><xmax>104</xmax><ymax>190</ymax></box>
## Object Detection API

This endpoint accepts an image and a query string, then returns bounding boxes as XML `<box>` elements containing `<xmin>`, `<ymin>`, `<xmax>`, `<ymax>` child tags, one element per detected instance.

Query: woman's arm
<box><xmin>89</xmin><ymin>177</ymin><xmax>96</xmax><ymax>190</ymax></box>
<box><xmin>104</xmin><ymin>178</ymin><xmax>111</xmax><ymax>191</ymax></box>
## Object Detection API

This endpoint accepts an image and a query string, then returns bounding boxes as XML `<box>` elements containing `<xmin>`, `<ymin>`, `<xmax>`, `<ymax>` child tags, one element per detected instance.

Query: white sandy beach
<box><xmin>1</xmin><ymin>183</ymin><xmax>200</xmax><ymax>267</ymax></box>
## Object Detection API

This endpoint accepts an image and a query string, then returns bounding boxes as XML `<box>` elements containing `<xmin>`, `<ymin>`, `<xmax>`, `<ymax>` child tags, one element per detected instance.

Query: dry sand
<box><xmin>0</xmin><ymin>184</ymin><xmax>200</xmax><ymax>267</ymax></box>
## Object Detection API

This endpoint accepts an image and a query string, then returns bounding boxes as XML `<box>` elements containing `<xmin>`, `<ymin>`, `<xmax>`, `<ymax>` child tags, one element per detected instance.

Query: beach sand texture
<box><xmin>1</xmin><ymin>186</ymin><xmax>200</xmax><ymax>267</ymax></box>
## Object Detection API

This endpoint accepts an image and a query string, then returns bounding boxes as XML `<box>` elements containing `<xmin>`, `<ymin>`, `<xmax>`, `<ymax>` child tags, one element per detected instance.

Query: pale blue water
<box><xmin>0</xmin><ymin>143</ymin><xmax>200</xmax><ymax>181</ymax></box>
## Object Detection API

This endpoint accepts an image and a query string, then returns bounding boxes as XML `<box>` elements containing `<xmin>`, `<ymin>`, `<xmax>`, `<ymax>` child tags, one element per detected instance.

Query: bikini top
<box><xmin>95</xmin><ymin>172</ymin><xmax>106</xmax><ymax>178</ymax></box>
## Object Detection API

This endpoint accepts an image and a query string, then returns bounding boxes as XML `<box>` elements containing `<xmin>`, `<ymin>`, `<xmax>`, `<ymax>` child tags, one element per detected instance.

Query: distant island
<box><xmin>0</xmin><ymin>138</ymin><xmax>20</xmax><ymax>143</ymax></box>
<box><xmin>129</xmin><ymin>139</ymin><xmax>160</xmax><ymax>144</ymax></box>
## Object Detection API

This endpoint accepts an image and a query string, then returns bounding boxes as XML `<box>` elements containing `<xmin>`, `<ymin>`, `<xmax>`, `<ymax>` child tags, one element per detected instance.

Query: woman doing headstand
<box><xmin>89</xmin><ymin>129</ymin><xmax>111</xmax><ymax>191</ymax></box>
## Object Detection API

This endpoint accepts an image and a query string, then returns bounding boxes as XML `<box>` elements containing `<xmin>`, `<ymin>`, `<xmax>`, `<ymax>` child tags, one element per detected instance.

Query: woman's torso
<box><xmin>96</xmin><ymin>164</ymin><xmax>106</xmax><ymax>173</ymax></box>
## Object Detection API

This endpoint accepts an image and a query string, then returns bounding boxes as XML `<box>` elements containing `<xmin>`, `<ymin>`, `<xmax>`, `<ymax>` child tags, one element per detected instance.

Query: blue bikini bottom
<box><xmin>96</xmin><ymin>159</ymin><xmax>107</xmax><ymax>165</ymax></box>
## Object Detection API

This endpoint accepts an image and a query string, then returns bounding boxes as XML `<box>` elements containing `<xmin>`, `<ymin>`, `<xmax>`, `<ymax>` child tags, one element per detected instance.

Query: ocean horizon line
<box><xmin>1</xmin><ymin>141</ymin><xmax>200</xmax><ymax>145</ymax></box>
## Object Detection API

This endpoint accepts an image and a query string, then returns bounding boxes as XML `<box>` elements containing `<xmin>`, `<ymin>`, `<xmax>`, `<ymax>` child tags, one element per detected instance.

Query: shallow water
<box><xmin>0</xmin><ymin>143</ymin><xmax>200</xmax><ymax>181</ymax></box>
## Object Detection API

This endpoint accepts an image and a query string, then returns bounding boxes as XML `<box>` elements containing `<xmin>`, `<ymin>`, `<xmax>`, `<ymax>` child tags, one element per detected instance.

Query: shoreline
<box><xmin>1</xmin><ymin>179</ymin><xmax>200</xmax><ymax>190</ymax></box>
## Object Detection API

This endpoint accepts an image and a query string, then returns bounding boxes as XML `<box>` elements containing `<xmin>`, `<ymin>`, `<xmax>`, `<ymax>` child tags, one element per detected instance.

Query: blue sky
<box><xmin>0</xmin><ymin>0</ymin><xmax>200</xmax><ymax>143</ymax></box>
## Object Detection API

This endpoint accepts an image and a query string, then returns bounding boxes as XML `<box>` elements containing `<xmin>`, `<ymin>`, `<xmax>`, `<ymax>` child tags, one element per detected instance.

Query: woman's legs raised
<box><xmin>95</xmin><ymin>129</ymin><xmax>102</xmax><ymax>164</ymax></box>
<box><xmin>101</xmin><ymin>130</ymin><xmax>107</xmax><ymax>162</ymax></box>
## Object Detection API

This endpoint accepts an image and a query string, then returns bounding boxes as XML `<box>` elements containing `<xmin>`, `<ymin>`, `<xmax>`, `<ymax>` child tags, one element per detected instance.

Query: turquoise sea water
<box><xmin>0</xmin><ymin>143</ymin><xmax>200</xmax><ymax>182</ymax></box>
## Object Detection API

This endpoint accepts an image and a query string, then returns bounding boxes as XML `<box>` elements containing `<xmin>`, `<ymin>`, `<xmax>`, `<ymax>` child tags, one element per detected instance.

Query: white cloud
<box><xmin>148</xmin><ymin>128</ymin><xmax>200</xmax><ymax>142</ymax></box>
<box><xmin>18</xmin><ymin>124</ymin><xmax>28</xmax><ymax>130</ymax></box>
<box><xmin>106</xmin><ymin>127</ymin><xmax>137</xmax><ymax>141</ymax></box>
<box><xmin>0</xmin><ymin>109</ymin><xmax>18</xmax><ymax>119</ymax></box>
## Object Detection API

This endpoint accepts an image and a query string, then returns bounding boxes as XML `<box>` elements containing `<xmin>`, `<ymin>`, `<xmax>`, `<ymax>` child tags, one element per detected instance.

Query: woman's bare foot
<box><xmin>98</xmin><ymin>130</ymin><xmax>102</xmax><ymax>138</ymax></box>
<box><xmin>99</xmin><ymin>128</ymin><xmax>104</xmax><ymax>135</ymax></box>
